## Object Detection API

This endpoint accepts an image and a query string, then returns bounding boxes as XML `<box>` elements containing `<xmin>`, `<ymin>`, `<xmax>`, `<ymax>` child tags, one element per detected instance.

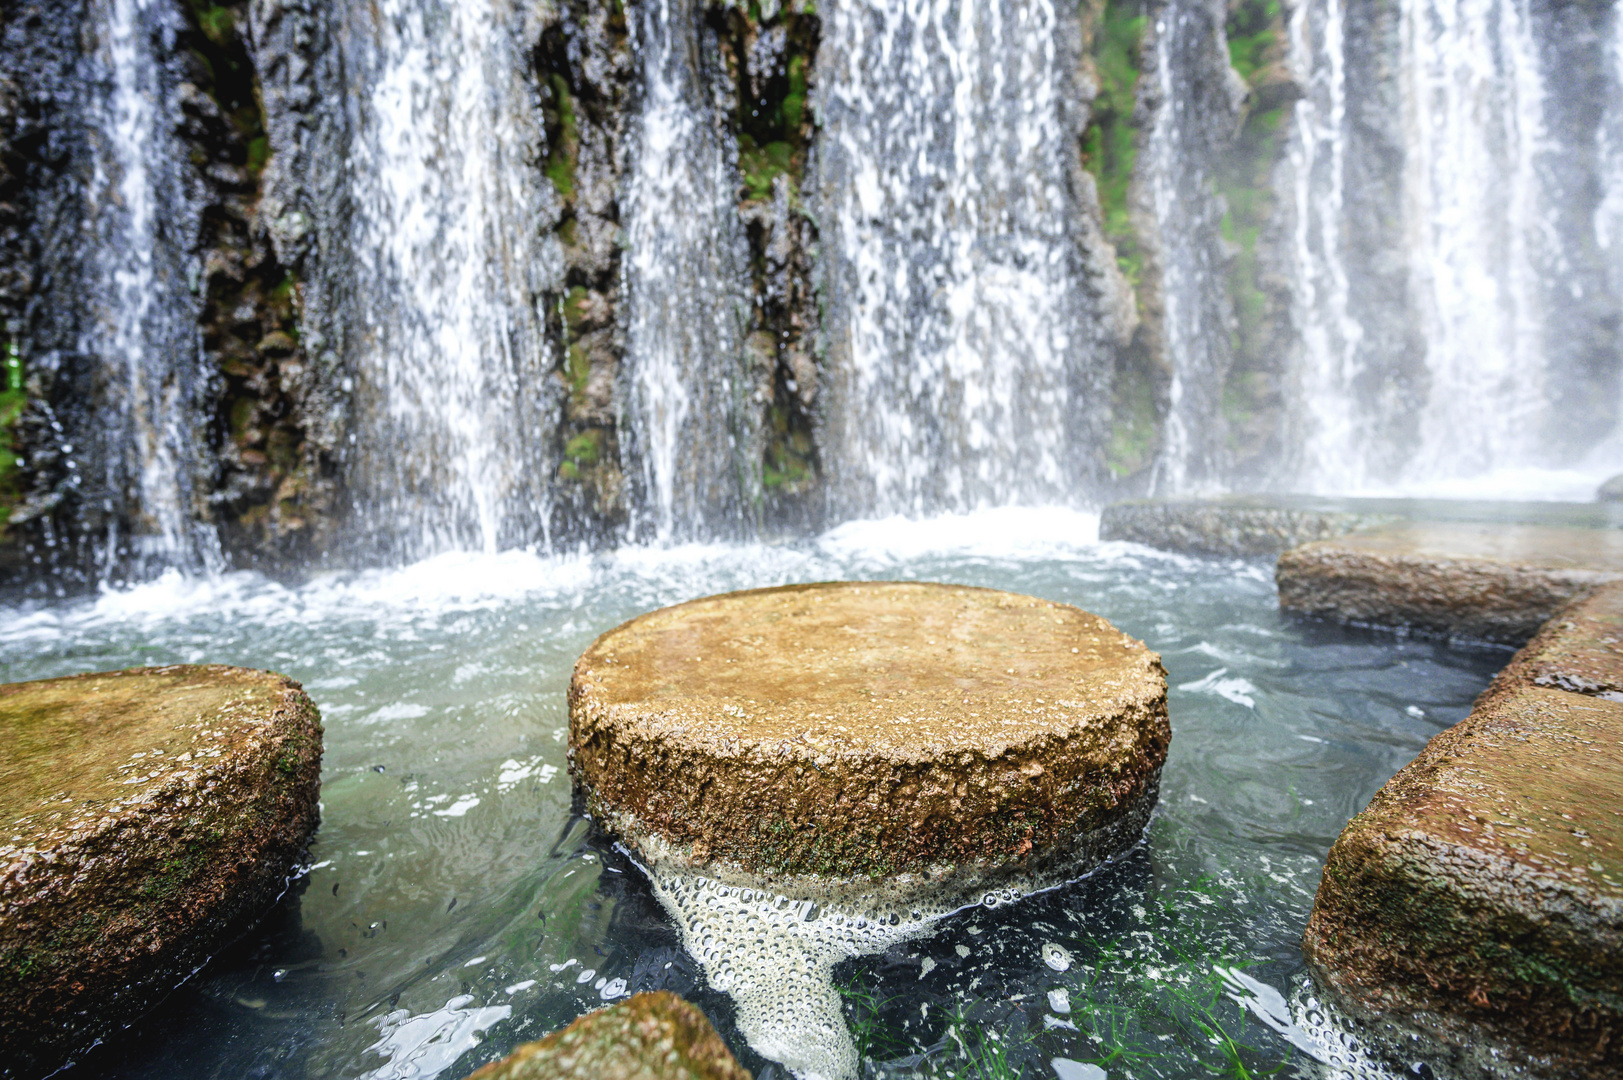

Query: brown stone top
<box><xmin>570</xmin><ymin>582</ymin><xmax>1168</xmax><ymax>886</ymax></box>
<box><xmin>1310</xmin><ymin>522</ymin><xmax>1623</xmax><ymax>569</ymax></box>
<box><xmin>1</xmin><ymin>665</ymin><xmax>302</xmax><ymax>844</ymax></box>
<box><xmin>464</xmin><ymin>992</ymin><xmax>749</xmax><ymax>1080</ymax></box>
<box><xmin>0</xmin><ymin>665</ymin><xmax>322</xmax><ymax>1076</ymax></box>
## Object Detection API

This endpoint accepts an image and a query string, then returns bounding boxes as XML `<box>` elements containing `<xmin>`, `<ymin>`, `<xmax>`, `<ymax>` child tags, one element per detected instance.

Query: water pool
<box><xmin>0</xmin><ymin>510</ymin><xmax>1504</xmax><ymax>1080</ymax></box>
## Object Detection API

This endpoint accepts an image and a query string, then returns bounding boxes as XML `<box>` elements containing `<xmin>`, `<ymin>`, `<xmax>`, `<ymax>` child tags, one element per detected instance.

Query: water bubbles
<box><xmin>1041</xmin><ymin>942</ymin><xmax>1073</xmax><ymax>972</ymax></box>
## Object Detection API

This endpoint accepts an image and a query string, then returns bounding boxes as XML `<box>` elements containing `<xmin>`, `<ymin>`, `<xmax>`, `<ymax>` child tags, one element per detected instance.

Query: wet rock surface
<box><xmin>464</xmin><ymin>991</ymin><xmax>749</xmax><ymax>1080</ymax></box>
<box><xmin>1481</xmin><ymin>582</ymin><xmax>1623</xmax><ymax>703</ymax></box>
<box><xmin>1275</xmin><ymin>523</ymin><xmax>1623</xmax><ymax>642</ymax></box>
<box><xmin>0</xmin><ymin>664</ymin><xmax>322</xmax><ymax>1078</ymax></box>
<box><xmin>569</xmin><ymin>581</ymin><xmax>1169</xmax><ymax>900</ymax></box>
<box><xmin>1302</xmin><ymin>680</ymin><xmax>1623</xmax><ymax>1080</ymax></box>
<box><xmin>1100</xmin><ymin>499</ymin><xmax>1386</xmax><ymax>556</ymax></box>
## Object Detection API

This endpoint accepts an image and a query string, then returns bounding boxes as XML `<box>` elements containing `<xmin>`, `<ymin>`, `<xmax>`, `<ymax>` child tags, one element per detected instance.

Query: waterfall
<box><xmin>84</xmin><ymin>0</ymin><xmax>219</xmax><ymax>574</ymax></box>
<box><xmin>1138</xmin><ymin>0</ymin><xmax>1242</xmax><ymax>494</ymax></box>
<box><xmin>339</xmin><ymin>0</ymin><xmax>557</xmax><ymax>558</ymax></box>
<box><xmin>621</xmin><ymin>0</ymin><xmax>758</xmax><ymax>542</ymax></box>
<box><xmin>1285</xmin><ymin>0</ymin><xmax>1623</xmax><ymax>492</ymax></box>
<box><xmin>812</xmin><ymin>0</ymin><xmax>1113</xmax><ymax>518</ymax></box>
<box><xmin>1283</xmin><ymin>0</ymin><xmax>1367</xmax><ymax>490</ymax></box>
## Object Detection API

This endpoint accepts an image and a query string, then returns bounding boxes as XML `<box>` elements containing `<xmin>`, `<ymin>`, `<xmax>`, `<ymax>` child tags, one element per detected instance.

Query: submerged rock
<box><xmin>1275</xmin><ymin>522</ymin><xmax>1623</xmax><ymax>642</ymax></box>
<box><xmin>464</xmin><ymin>992</ymin><xmax>748</xmax><ymax>1080</ymax></box>
<box><xmin>570</xmin><ymin>582</ymin><xmax>1168</xmax><ymax>1078</ymax></box>
<box><xmin>0</xmin><ymin>665</ymin><xmax>322</xmax><ymax>1078</ymax></box>
<box><xmin>1100</xmin><ymin>499</ymin><xmax>1384</xmax><ymax>556</ymax></box>
<box><xmin>1302</xmin><ymin>681</ymin><xmax>1622</xmax><ymax>1080</ymax></box>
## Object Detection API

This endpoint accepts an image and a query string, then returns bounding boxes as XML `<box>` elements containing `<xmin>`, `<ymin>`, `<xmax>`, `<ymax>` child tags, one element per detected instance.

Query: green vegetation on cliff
<box><xmin>1083</xmin><ymin>0</ymin><xmax>1147</xmax><ymax>285</ymax></box>
<box><xmin>0</xmin><ymin>335</ymin><xmax>21</xmax><ymax>532</ymax></box>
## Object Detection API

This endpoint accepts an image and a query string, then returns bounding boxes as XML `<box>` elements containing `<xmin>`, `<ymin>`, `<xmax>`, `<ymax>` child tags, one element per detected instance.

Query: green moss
<box><xmin>738</xmin><ymin>136</ymin><xmax>794</xmax><ymax>201</ymax></box>
<box><xmin>564</xmin><ymin>430</ymin><xmax>602</xmax><ymax>466</ymax></box>
<box><xmin>1106</xmin><ymin>358</ymin><xmax>1158</xmax><ymax>478</ymax></box>
<box><xmin>0</xmin><ymin>334</ymin><xmax>25</xmax><ymax>532</ymax></box>
<box><xmin>542</xmin><ymin>74</ymin><xmax>579</xmax><ymax>200</ymax></box>
<box><xmin>1083</xmin><ymin>1</ymin><xmax>1147</xmax><ymax>284</ymax></box>
<box><xmin>761</xmin><ymin>404</ymin><xmax>812</xmax><ymax>492</ymax></box>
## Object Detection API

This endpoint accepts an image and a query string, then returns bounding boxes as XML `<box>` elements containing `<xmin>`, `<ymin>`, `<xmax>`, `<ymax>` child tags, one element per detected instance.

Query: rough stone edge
<box><xmin>0</xmin><ymin>665</ymin><xmax>324</xmax><ymax>1079</ymax></box>
<box><xmin>463</xmin><ymin>991</ymin><xmax>749</xmax><ymax>1080</ymax></box>
<box><xmin>590</xmin><ymin>768</ymin><xmax>1162</xmax><ymax>913</ymax></box>
<box><xmin>1301</xmin><ymin>599</ymin><xmax>1623</xmax><ymax>1080</ymax></box>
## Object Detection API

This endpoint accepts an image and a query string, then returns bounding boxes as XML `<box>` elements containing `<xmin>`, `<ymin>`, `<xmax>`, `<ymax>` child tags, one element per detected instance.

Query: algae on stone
<box><xmin>0</xmin><ymin>665</ymin><xmax>323</xmax><ymax>1078</ymax></box>
<box><xmin>1303</xmin><ymin>682</ymin><xmax>1623</xmax><ymax>1080</ymax></box>
<box><xmin>464</xmin><ymin>991</ymin><xmax>749</xmax><ymax>1080</ymax></box>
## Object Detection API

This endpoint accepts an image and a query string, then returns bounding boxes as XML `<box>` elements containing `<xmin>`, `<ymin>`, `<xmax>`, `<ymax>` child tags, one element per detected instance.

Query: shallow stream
<box><xmin>0</xmin><ymin>510</ymin><xmax>1503</xmax><ymax>1080</ymax></box>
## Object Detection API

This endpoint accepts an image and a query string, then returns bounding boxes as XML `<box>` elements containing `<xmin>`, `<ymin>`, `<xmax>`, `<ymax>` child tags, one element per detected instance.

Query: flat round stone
<box><xmin>569</xmin><ymin>582</ymin><xmax>1168</xmax><ymax>899</ymax></box>
<box><xmin>0</xmin><ymin>665</ymin><xmax>323</xmax><ymax>1075</ymax></box>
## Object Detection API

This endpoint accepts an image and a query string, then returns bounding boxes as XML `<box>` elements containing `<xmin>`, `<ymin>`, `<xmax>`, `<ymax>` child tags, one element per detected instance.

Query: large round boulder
<box><xmin>0</xmin><ymin>664</ymin><xmax>323</xmax><ymax>1077</ymax></box>
<box><xmin>569</xmin><ymin>580</ymin><xmax>1169</xmax><ymax>901</ymax></box>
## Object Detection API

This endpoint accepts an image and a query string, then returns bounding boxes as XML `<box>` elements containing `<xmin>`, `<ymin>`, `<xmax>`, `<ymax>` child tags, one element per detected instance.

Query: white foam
<box><xmin>360</xmin><ymin>994</ymin><xmax>511</xmax><ymax>1080</ymax></box>
<box><xmin>817</xmin><ymin>507</ymin><xmax>1102</xmax><ymax>561</ymax></box>
<box><xmin>645</xmin><ymin>866</ymin><xmax>939</xmax><ymax>1080</ymax></box>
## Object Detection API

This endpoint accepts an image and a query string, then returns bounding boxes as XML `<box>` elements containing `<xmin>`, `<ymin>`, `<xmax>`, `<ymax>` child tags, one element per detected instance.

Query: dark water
<box><xmin>0</xmin><ymin>510</ymin><xmax>1504</xmax><ymax>1080</ymax></box>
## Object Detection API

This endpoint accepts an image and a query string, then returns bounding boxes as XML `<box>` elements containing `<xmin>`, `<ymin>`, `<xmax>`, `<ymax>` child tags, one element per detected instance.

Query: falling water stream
<box><xmin>339</xmin><ymin>0</ymin><xmax>556</xmax><ymax>557</ymax></box>
<box><xmin>813</xmin><ymin>0</ymin><xmax>1113</xmax><ymax>517</ymax></box>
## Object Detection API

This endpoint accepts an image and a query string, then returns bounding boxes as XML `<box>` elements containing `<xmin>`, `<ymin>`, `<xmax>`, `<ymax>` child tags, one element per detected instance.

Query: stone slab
<box><xmin>464</xmin><ymin>992</ymin><xmax>748</xmax><ymax>1080</ymax></box>
<box><xmin>1099</xmin><ymin>499</ymin><xmax>1386</xmax><ymax>556</ymax></box>
<box><xmin>0</xmin><ymin>665</ymin><xmax>323</xmax><ymax>1077</ymax></box>
<box><xmin>1275</xmin><ymin>522</ymin><xmax>1623</xmax><ymax>643</ymax></box>
<box><xmin>569</xmin><ymin>582</ymin><xmax>1169</xmax><ymax>901</ymax></box>
<box><xmin>1303</xmin><ymin>681</ymin><xmax>1623</xmax><ymax>1080</ymax></box>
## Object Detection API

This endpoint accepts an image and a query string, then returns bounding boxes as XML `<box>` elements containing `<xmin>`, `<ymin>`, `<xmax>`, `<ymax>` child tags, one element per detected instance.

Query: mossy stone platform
<box><xmin>569</xmin><ymin>582</ymin><xmax>1168</xmax><ymax>899</ymax></box>
<box><xmin>464</xmin><ymin>992</ymin><xmax>748</xmax><ymax>1080</ymax></box>
<box><xmin>0</xmin><ymin>665</ymin><xmax>323</xmax><ymax>1078</ymax></box>
<box><xmin>1303</xmin><ymin>586</ymin><xmax>1623</xmax><ymax>1080</ymax></box>
<box><xmin>1276</xmin><ymin>522</ymin><xmax>1623</xmax><ymax>642</ymax></box>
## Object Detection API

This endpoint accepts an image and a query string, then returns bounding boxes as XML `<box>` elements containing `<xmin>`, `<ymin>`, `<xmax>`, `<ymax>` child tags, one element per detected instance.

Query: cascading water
<box><xmin>338</xmin><ymin>0</ymin><xmax>558</xmax><ymax>558</ymax></box>
<box><xmin>1282</xmin><ymin>0</ymin><xmax>1366</xmax><ymax>490</ymax></box>
<box><xmin>621</xmin><ymin>0</ymin><xmax>759</xmax><ymax>542</ymax></box>
<box><xmin>84</xmin><ymin>0</ymin><xmax>219</xmax><ymax>574</ymax></box>
<box><xmin>812</xmin><ymin>0</ymin><xmax>1118</xmax><ymax>518</ymax></box>
<box><xmin>1284</xmin><ymin>0</ymin><xmax>1623</xmax><ymax>492</ymax></box>
<box><xmin>1137</xmin><ymin>0</ymin><xmax>1242</xmax><ymax>494</ymax></box>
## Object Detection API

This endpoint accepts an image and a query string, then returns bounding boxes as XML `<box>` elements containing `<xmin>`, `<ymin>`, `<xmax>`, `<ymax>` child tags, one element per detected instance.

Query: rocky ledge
<box><xmin>1303</xmin><ymin>585</ymin><xmax>1623</xmax><ymax>1080</ymax></box>
<box><xmin>0</xmin><ymin>665</ymin><xmax>323</xmax><ymax>1078</ymax></box>
<box><xmin>568</xmin><ymin>581</ymin><xmax>1169</xmax><ymax>901</ymax></box>
<box><xmin>465</xmin><ymin>992</ymin><xmax>748</xmax><ymax>1080</ymax></box>
<box><xmin>1276</xmin><ymin>522</ymin><xmax>1623</xmax><ymax>643</ymax></box>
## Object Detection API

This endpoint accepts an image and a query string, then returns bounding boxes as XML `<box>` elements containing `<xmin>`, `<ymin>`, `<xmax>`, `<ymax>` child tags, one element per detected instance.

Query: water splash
<box><xmin>813</xmin><ymin>0</ymin><xmax>1112</xmax><ymax>517</ymax></box>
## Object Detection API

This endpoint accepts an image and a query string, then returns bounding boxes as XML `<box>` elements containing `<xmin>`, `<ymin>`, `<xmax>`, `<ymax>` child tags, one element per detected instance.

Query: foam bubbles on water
<box><xmin>644</xmin><ymin>866</ymin><xmax>950</xmax><ymax>1080</ymax></box>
